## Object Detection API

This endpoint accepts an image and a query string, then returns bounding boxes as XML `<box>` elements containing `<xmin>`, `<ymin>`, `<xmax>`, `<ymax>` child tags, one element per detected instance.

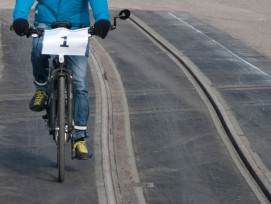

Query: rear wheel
<box><xmin>57</xmin><ymin>76</ymin><xmax>66</xmax><ymax>182</ymax></box>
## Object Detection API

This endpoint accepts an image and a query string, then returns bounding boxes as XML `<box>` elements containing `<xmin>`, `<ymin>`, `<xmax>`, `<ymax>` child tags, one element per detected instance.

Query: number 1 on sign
<box><xmin>60</xmin><ymin>36</ymin><xmax>69</xmax><ymax>47</ymax></box>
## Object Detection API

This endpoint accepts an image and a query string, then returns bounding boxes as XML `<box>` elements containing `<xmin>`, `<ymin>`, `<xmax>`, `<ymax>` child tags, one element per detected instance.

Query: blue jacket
<box><xmin>13</xmin><ymin>0</ymin><xmax>110</xmax><ymax>28</ymax></box>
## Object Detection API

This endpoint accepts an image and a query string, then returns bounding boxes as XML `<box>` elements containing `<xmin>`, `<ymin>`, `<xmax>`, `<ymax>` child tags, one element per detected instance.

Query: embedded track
<box><xmin>127</xmin><ymin>13</ymin><xmax>271</xmax><ymax>202</ymax></box>
<box><xmin>130</xmin><ymin>15</ymin><xmax>271</xmax><ymax>202</ymax></box>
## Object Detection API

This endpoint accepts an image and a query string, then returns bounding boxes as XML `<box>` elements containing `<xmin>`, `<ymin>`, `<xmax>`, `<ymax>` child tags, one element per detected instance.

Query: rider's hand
<box><xmin>12</xmin><ymin>19</ymin><xmax>30</xmax><ymax>37</ymax></box>
<box><xmin>93</xmin><ymin>19</ymin><xmax>111</xmax><ymax>39</ymax></box>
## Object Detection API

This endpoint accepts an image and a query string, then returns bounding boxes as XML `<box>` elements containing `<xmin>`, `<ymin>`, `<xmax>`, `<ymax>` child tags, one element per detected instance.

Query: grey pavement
<box><xmin>0</xmin><ymin>6</ymin><xmax>270</xmax><ymax>204</ymax></box>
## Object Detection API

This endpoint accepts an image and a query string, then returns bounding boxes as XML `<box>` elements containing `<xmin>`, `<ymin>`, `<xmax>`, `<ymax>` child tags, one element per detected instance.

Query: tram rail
<box><xmin>128</xmin><ymin>14</ymin><xmax>271</xmax><ymax>203</ymax></box>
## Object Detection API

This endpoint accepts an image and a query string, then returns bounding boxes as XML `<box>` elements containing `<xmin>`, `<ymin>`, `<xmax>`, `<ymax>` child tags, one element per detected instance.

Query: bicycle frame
<box><xmin>43</xmin><ymin>53</ymin><xmax>74</xmax><ymax>182</ymax></box>
<box><xmin>46</xmin><ymin>55</ymin><xmax>73</xmax><ymax>143</ymax></box>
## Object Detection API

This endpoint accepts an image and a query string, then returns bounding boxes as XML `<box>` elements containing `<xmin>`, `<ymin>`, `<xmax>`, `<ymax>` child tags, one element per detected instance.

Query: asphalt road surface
<box><xmin>1</xmin><ymin>5</ymin><xmax>271</xmax><ymax>204</ymax></box>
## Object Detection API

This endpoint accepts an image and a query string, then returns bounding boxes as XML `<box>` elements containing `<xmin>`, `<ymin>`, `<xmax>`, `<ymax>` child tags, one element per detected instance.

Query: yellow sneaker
<box><xmin>29</xmin><ymin>90</ymin><xmax>47</xmax><ymax>112</ymax></box>
<box><xmin>73</xmin><ymin>140</ymin><xmax>92</xmax><ymax>160</ymax></box>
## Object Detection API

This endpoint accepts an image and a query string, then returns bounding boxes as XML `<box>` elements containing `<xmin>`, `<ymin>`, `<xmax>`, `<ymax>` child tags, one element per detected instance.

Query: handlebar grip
<box><xmin>88</xmin><ymin>27</ymin><xmax>94</xmax><ymax>35</ymax></box>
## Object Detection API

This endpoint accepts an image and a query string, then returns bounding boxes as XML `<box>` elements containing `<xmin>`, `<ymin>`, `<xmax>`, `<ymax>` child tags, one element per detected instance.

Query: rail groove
<box><xmin>89</xmin><ymin>44</ymin><xmax>116</xmax><ymax>204</ymax></box>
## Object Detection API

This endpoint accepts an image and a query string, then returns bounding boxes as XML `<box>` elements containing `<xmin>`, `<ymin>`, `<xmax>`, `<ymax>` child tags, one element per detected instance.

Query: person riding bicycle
<box><xmin>12</xmin><ymin>0</ymin><xmax>110</xmax><ymax>160</ymax></box>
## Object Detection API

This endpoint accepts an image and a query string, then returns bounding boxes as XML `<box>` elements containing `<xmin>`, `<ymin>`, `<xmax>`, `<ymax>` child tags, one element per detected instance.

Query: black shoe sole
<box><xmin>29</xmin><ymin>105</ymin><xmax>45</xmax><ymax>112</ymax></box>
<box><xmin>73</xmin><ymin>152</ymin><xmax>92</xmax><ymax>160</ymax></box>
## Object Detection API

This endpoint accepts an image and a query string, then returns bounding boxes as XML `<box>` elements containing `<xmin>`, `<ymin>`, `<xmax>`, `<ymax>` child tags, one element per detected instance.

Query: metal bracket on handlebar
<box><xmin>59</xmin><ymin>55</ymin><xmax>65</xmax><ymax>64</ymax></box>
<box><xmin>32</xmin><ymin>34</ymin><xmax>39</xmax><ymax>38</ymax></box>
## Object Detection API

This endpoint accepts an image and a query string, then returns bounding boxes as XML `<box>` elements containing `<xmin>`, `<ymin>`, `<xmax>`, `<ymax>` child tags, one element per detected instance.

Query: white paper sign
<box><xmin>42</xmin><ymin>28</ymin><xmax>89</xmax><ymax>56</ymax></box>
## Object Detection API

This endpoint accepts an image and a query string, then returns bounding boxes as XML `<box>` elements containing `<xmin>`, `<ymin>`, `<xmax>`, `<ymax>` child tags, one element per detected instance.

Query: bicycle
<box><xmin>11</xmin><ymin>9</ymin><xmax>130</xmax><ymax>182</ymax></box>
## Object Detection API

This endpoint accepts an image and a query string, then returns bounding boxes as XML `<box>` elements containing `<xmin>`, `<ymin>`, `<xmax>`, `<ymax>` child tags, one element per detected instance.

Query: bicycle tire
<box><xmin>57</xmin><ymin>75</ymin><xmax>66</xmax><ymax>182</ymax></box>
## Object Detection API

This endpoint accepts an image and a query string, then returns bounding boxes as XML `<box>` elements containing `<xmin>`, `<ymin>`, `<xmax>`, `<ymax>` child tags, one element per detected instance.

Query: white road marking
<box><xmin>168</xmin><ymin>12</ymin><xmax>271</xmax><ymax>78</ymax></box>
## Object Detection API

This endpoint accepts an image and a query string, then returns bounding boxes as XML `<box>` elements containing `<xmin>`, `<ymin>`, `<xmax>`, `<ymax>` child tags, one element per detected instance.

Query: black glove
<box><xmin>93</xmin><ymin>19</ymin><xmax>111</xmax><ymax>39</ymax></box>
<box><xmin>12</xmin><ymin>18</ymin><xmax>30</xmax><ymax>37</ymax></box>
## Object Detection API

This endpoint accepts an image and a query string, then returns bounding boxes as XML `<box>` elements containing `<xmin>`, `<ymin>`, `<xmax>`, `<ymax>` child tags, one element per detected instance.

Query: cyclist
<box><xmin>12</xmin><ymin>0</ymin><xmax>111</xmax><ymax>160</ymax></box>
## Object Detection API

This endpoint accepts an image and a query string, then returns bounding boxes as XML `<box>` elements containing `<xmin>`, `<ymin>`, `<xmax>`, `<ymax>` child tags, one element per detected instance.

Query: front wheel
<box><xmin>57</xmin><ymin>76</ymin><xmax>66</xmax><ymax>182</ymax></box>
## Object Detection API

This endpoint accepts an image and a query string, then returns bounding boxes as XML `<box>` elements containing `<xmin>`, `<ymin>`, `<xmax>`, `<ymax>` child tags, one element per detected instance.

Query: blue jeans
<box><xmin>31</xmin><ymin>32</ymin><xmax>89</xmax><ymax>140</ymax></box>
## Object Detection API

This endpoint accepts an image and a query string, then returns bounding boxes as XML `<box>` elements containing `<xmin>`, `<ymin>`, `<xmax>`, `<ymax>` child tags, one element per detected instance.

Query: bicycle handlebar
<box><xmin>10</xmin><ymin>9</ymin><xmax>130</xmax><ymax>38</ymax></box>
<box><xmin>25</xmin><ymin>25</ymin><xmax>115</xmax><ymax>38</ymax></box>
